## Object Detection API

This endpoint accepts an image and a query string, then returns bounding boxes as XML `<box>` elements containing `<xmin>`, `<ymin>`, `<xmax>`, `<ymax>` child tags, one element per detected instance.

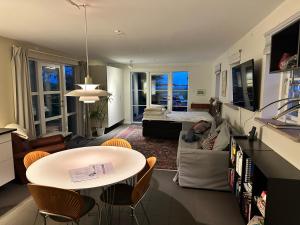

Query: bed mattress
<box><xmin>143</xmin><ymin>111</ymin><xmax>213</xmax><ymax>123</ymax></box>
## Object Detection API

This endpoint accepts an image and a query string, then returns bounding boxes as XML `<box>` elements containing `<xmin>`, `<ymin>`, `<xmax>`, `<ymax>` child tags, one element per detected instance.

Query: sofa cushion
<box><xmin>179</xmin><ymin>131</ymin><xmax>201</xmax><ymax>149</ymax></box>
<box><xmin>192</xmin><ymin>120</ymin><xmax>211</xmax><ymax>134</ymax></box>
<box><xmin>213</xmin><ymin>121</ymin><xmax>230</xmax><ymax>151</ymax></box>
<box><xmin>201</xmin><ymin>133</ymin><xmax>218</xmax><ymax>150</ymax></box>
<box><xmin>182</xmin><ymin>129</ymin><xmax>200</xmax><ymax>143</ymax></box>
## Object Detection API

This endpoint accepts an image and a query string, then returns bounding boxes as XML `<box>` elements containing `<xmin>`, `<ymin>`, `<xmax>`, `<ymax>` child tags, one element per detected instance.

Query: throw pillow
<box><xmin>213</xmin><ymin>121</ymin><xmax>230</xmax><ymax>151</ymax></box>
<box><xmin>192</xmin><ymin>120</ymin><xmax>211</xmax><ymax>134</ymax></box>
<box><xmin>201</xmin><ymin>132</ymin><xmax>218</xmax><ymax>150</ymax></box>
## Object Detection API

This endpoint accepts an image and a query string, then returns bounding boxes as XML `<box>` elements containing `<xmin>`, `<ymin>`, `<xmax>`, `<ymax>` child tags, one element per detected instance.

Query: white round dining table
<box><xmin>26</xmin><ymin>146</ymin><xmax>146</xmax><ymax>190</ymax></box>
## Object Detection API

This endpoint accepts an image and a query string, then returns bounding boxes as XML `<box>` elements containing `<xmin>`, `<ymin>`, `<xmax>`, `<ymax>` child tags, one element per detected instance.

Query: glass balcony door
<box><xmin>131</xmin><ymin>72</ymin><xmax>148</xmax><ymax>122</ymax></box>
<box><xmin>37</xmin><ymin>63</ymin><xmax>64</xmax><ymax>136</ymax></box>
<box><xmin>131</xmin><ymin>71</ymin><xmax>189</xmax><ymax>123</ymax></box>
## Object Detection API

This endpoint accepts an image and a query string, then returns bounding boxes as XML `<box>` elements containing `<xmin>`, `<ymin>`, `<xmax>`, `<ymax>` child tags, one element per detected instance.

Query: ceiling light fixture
<box><xmin>114</xmin><ymin>29</ymin><xmax>124</xmax><ymax>35</ymax></box>
<box><xmin>128</xmin><ymin>60</ymin><xmax>133</xmax><ymax>70</ymax></box>
<box><xmin>65</xmin><ymin>2</ymin><xmax>110</xmax><ymax>103</ymax></box>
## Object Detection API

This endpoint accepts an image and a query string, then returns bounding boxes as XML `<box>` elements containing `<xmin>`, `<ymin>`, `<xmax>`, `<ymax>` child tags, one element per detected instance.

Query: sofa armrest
<box><xmin>177</xmin><ymin>147</ymin><xmax>229</xmax><ymax>190</ymax></box>
<box><xmin>30</xmin><ymin>134</ymin><xmax>64</xmax><ymax>149</ymax></box>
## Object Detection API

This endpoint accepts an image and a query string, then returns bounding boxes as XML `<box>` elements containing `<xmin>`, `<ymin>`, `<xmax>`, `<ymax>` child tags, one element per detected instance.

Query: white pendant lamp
<box><xmin>65</xmin><ymin>3</ymin><xmax>110</xmax><ymax>103</ymax></box>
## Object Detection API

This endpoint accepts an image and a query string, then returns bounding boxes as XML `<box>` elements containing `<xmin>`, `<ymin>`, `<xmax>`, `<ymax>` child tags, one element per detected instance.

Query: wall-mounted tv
<box><xmin>232</xmin><ymin>59</ymin><xmax>258</xmax><ymax>111</ymax></box>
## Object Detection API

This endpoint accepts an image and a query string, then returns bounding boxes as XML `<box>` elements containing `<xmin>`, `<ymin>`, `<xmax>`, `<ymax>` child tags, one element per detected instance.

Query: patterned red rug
<box><xmin>115</xmin><ymin>125</ymin><xmax>178</xmax><ymax>170</ymax></box>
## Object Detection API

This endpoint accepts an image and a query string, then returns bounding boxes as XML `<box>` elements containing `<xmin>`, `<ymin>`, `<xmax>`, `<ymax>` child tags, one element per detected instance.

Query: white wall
<box><xmin>123</xmin><ymin>62</ymin><xmax>212</xmax><ymax>123</ymax></box>
<box><xmin>211</xmin><ymin>0</ymin><xmax>300</xmax><ymax>169</ymax></box>
<box><xmin>0</xmin><ymin>36</ymin><xmax>14</xmax><ymax>127</ymax></box>
<box><xmin>107</xmin><ymin>66</ymin><xmax>124</xmax><ymax>127</ymax></box>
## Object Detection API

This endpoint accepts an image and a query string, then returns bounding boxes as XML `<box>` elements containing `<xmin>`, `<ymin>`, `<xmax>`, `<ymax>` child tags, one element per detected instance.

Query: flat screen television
<box><xmin>232</xmin><ymin>59</ymin><xmax>258</xmax><ymax>111</ymax></box>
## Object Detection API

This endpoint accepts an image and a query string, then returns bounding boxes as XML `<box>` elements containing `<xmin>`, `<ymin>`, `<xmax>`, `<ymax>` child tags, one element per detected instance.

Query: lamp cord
<box><xmin>84</xmin><ymin>4</ymin><xmax>90</xmax><ymax>77</ymax></box>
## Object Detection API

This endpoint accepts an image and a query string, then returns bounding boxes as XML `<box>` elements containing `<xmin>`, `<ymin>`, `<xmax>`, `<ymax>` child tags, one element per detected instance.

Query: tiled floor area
<box><xmin>0</xmin><ymin>170</ymin><xmax>244</xmax><ymax>225</ymax></box>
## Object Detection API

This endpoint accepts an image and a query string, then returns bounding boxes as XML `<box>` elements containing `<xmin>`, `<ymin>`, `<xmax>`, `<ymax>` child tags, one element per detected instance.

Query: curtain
<box><xmin>11</xmin><ymin>45</ymin><xmax>36</xmax><ymax>138</ymax></box>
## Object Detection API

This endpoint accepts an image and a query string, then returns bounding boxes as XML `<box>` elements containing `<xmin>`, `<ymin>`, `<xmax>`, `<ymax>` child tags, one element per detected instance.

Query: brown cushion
<box><xmin>192</xmin><ymin>120</ymin><xmax>211</xmax><ymax>134</ymax></box>
<box><xmin>35</xmin><ymin>143</ymin><xmax>66</xmax><ymax>153</ymax></box>
<box><xmin>13</xmin><ymin>144</ymin><xmax>66</xmax><ymax>160</ymax></box>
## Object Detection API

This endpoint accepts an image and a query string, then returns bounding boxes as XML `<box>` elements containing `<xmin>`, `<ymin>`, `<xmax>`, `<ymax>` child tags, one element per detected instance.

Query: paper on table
<box><xmin>69</xmin><ymin>162</ymin><xmax>114</xmax><ymax>182</ymax></box>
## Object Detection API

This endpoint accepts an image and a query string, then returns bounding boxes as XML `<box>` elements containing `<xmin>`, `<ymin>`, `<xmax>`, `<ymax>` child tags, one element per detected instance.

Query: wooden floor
<box><xmin>0</xmin><ymin>170</ymin><xmax>244</xmax><ymax>225</ymax></box>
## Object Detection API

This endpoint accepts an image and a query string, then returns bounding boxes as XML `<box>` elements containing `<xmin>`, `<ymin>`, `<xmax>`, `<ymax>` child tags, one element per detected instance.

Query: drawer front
<box><xmin>0</xmin><ymin>159</ymin><xmax>15</xmax><ymax>186</ymax></box>
<box><xmin>0</xmin><ymin>133</ymin><xmax>11</xmax><ymax>144</ymax></box>
<box><xmin>0</xmin><ymin>141</ymin><xmax>13</xmax><ymax>161</ymax></box>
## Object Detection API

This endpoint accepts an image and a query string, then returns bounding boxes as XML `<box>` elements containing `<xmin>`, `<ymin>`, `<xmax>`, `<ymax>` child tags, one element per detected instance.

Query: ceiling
<box><xmin>0</xmin><ymin>0</ymin><xmax>284</xmax><ymax>64</ymax></box>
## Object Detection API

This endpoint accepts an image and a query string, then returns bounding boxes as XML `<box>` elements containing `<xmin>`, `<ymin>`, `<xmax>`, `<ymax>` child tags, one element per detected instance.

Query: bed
<box><xmin>142</xmin><ymin>111</ymin><xmax>214</xmax><ymax>139</ymax></box>
<box><xmin>142</xmin><ymin>99</ymin><xmax>222</xmax><ymax>139</ymax></box>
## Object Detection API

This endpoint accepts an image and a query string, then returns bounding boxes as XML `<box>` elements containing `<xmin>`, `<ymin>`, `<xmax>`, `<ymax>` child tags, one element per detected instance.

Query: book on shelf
<box><xmin>247</xmin><ymin>215</ymin><xmax>264</xmax><ymax>225</ymax></box>
<box><xmin>254</xmin><ymin>196</ymin><xmax>266</xmax><ymax>217</ymax></box>
<box><xmin>242</xmin><ymin>191</ymin><xmax>252</xmax><ymax>221</ymax></box>
<box><xmin>236</xmin><ymin>149</ymin><xmax>243</xmax><ymax>177</ymax></box>
<box><xmin>254</xmin><ymin>192</ymin><xmax>267</xmax><ymax>218</ymax></box>
<box><xmin>231</xmin><ymin>138</ymin><xmax>237</xmax><ymax>165</ymax></box>
<box><xmin>243</xmin><ymin>182</ymin><xmax>252</xmax><ymax>193</ymax></box>
<box><xmin>228</xmin><ymin>168</ymin><xmax>235</xmax><ymax>189</ymax></box>
<box><xmin>235</xmin><ymin>177</ymin><xmax>242</xmax><ymax>201</ymax></box>
<box><xmin>245</xmin><ymin>158</ymin><xmax>254</xmax><ymax>183</ymax></box>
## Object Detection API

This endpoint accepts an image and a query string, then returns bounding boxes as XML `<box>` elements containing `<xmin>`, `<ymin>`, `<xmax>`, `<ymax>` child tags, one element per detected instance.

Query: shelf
<box><xmin>224</xmin><ymin>103</ymin><xmax>239</xmax><ymax>110</ymax></box>
<box><xmin>0</xmin><ymin>128</ymin><xmax>16</xmax><ymax>135</ymax></box>
<box><xmin>255</xmin><ymin>118</ymin><xmax>300</xmax><ymax>142</ymax></box>
<box><xmin>228</xmin><ymin>136</ymin><xmax>300</xmax><ymax>225</ymax></box>
<box><xmin>270</xmin><ymin>20</ymin><xmax>300</xmax><ymax>73</ymax></box>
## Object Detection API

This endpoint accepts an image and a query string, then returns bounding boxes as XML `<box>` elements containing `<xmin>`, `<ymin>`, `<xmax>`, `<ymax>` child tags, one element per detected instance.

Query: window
<box><xmin>150</xmin><ymin>73</ymin><xmax>169</xmax><ymax>107</ymax></box>
<box><xmin>29</xmin><ymin>60</ymin><xmax>77</xmax><ymax>137</ymax></box>
<box><xmin>172</xmin><ymin>71</ymin><xmax>188</xmax><ymax>111</ymax></box>
<box><xmin>281</xmin><ymin>69</ymin><xmax>300</xmax><ymax>124</ymax></box>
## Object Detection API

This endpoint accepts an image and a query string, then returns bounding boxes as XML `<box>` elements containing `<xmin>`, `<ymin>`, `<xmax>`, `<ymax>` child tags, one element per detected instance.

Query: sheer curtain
<box><xmin>11</xmin><ymin>45</ymin><xmax>35</xmax><ymax>138</ymax></box>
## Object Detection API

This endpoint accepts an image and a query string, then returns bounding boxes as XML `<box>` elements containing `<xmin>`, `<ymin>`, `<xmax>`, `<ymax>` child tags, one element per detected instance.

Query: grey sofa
<box><xmin>174</xmin><ymin>122</ymin><xmax>230</xmax><ymax>191</ymax></box>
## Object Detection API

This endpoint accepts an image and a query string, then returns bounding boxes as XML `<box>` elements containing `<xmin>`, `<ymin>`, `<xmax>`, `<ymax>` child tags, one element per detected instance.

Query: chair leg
<box><xmin>33</xmin><ymin>209</ymin><xmax>39</xmax><ymax>225</ymax></box>
<box><xmin>132</xmin><ymin>210</ymin><xmax>140</xmax><ymax>225</ymax></box>
<box><xmin>140</xmin><ymin>202</ymin><xmax>150</xmax><ymax>225</ymax></box>
<box><xmin>130</xmin><ymin>208</ymin><xmax>134</xmax><ymax>217</ymax></box>
<box><xmin>43</xmin><ymin>215</ymin><xmax>47</xmax><ymax>225</ymax></box>
<box><xmin>95</xmin><ymin>203</ymin><xmax>101</xmax><ymax>225</ymax></box>
<box><xmin>118</xmin><ymin>206</ymin><xmax>121</xmax><ymax>225</ymax></box>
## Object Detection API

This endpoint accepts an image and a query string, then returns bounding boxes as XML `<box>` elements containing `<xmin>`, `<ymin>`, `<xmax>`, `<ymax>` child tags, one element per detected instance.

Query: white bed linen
<box><xmin>143</xmin><ymin>111</ymin><xmax>213</xmax><ymax>123</ymax></box>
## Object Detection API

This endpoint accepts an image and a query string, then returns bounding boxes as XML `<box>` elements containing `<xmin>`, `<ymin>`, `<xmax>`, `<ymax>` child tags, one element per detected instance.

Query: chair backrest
<box><xmin>132</xmin><ymin>157</ymin><xmax>157</xmax><ymax>205</ymax></box>
<box><xmin>101</xmin><ymin>138</ymin><xmax>132</xmax><ymax>149</ymax></box>
<box><xmin>27</xmin><ymin>184</ymin><xmax>83</xmax><ymax>220</ymax></box>
<box><xmin>23</xmin><ymin>151</ymin><xmax>50</xmax><ymax>169</ymax></box>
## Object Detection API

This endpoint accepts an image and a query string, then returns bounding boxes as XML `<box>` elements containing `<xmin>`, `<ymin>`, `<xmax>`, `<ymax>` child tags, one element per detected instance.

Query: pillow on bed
<box><xmin>192</xmin><ymin>120</ymin><xmax>211</xmax><ymax>134</ymax></box>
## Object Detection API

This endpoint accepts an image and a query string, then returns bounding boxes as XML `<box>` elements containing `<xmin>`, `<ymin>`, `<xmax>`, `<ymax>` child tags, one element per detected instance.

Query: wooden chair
<box><xmin>100</xmin><ymin>157</ymin><xmax>157</xmax><ymax>225</ymax></box>
<box><xmin>101</xmin><ymin>138</ymin><xmax>132</xmax><ymax>149</ymax></box>
<box><xmin>23</xmin><ymin>151</ymin><xmax>50</xmax><ymax>169</ymax></box>
<box><xmin>27</xmin><ymin>184</ymin><xmax>100</xmax><ymax>225</ymax></box>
